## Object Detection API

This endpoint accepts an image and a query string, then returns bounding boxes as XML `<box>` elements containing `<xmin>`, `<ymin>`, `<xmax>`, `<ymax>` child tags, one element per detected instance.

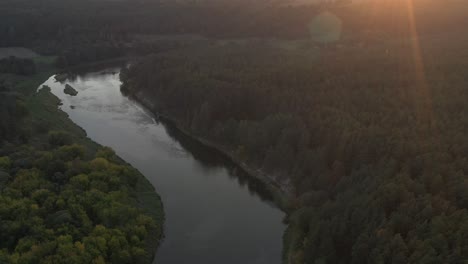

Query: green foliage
<box><xmin>0</xmin><ymin>92</ymin><xmax>29</xmax><ymax>140</ymax></box>
<box><xmin>0</xmin><ymin>156</ymin><xmax>11</xmax><ymax>170</ymax></box>
<box><xmin>0</xmin><ymin>144</ymin><xmax>159</xmax><ymax>263</ymax></box>
<box><xmin>96</xmin><ymin>147</ymin><xmax>117</xmax><ymax>162</ymax></box>
<box><xmin>56</xmin><ymin>144</ymin><xmax>85</xmax><ymax>161</ymax></box>
<box><xmin>48</xmin><ymin>130</ymin><xmax>72</xmax><ymax>147</ymax></box>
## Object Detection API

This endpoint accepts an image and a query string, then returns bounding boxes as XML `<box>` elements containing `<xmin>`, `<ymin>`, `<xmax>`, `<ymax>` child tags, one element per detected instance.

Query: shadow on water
<box><xmin>159</xmin><ymin>118</ymin><xmax>277</xmax><ymax>205</ymax></box>
<box><xmin>63</xmin><ymin>59</ymin><xmax>128</xmax><ymax>76</ymax></box>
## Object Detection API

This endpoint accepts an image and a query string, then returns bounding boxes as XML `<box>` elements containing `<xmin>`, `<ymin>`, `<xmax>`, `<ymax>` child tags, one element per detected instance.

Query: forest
<box><xmin>121</xmin><ymin>14</ymin><xmax>468</xmax><ymax>264</ymax></box>
<box><xmin>2</xmin><ymin>0</ymin><xmax>468</xmax><ymax>263</ymax></box>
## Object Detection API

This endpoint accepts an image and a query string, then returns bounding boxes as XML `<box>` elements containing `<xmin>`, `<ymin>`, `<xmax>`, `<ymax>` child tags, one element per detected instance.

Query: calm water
<box><xmin>40</xmin><ymin>67</ymin><xmax>286</xmax><ymax>264</ymax></box>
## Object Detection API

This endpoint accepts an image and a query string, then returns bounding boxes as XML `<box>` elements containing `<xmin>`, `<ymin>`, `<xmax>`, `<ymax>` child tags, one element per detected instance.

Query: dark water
<box><xmin>40</xmin><ymin>68</ymin><xmax>286</xmax><ymax>264</ymax></box>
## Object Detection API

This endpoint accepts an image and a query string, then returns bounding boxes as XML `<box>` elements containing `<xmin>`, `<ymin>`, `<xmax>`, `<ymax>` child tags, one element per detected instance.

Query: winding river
<box><xmin>40</xmin><ymin>67</ymin><xmax>286</xmax><ymax>264</ymax></box>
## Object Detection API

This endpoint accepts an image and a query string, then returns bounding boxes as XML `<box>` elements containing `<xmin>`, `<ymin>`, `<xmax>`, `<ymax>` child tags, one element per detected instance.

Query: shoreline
<box><xmin>62</xmin><ymin>56</ymin><xmax>135</xmax><ymax>72</ymax></box>
<box><xmin>33</xmin><ymin>65</ymin><xmax>164</xmax><ymax>263</ymax></box>
<box><xmin>129</xmin><ymin>91</ymin><xmax>294</xmax><ymax>212</ymax></box>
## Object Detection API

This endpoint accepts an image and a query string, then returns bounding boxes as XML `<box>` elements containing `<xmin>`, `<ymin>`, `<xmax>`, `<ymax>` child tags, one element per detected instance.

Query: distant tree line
<box><xmin>2</xmin><ymin>0</ymin><xmax>467</xmax><ymax>70</ymax></box>
<box><xmin>2</xmin><ymin>0</ymin><xmax>467</xmax><ymax>55</ymax></box>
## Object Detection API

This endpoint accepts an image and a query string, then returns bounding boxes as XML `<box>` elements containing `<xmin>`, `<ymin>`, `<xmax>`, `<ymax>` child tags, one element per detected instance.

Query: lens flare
<box><xmin>404</xmin><ymin>0</ymin><xmax>433</xmax><ymax>128</ymax></box>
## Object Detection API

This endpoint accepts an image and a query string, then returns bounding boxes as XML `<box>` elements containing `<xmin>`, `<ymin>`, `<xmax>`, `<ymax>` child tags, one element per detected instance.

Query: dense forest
<box><xmin>121</xmin><ymin>13</ymin><xmax>468</xmax><ymax>264</ymax></box>
<box><xmin>0</xmin><ymin>141</ymin><xmax>159</xmax><ymax>263</ymax></box>
<box><xmin>0</xmin><ymin>54</ymin><xmax>163</xmax><ymax>263</ymax></box>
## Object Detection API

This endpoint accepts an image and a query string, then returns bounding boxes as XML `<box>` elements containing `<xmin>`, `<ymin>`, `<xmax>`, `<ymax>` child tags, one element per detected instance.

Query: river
<box><xmin>40</xmin><ymin>67</ymin><xmax>286</xmax><ymax>264</ymax></box>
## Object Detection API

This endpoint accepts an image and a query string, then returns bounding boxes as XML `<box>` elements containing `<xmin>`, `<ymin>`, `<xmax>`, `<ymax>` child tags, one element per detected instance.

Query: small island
<box><xmin>64</xmin><ymin>84</ymin><xmax>78</xmax><ymax>96</ymax></box>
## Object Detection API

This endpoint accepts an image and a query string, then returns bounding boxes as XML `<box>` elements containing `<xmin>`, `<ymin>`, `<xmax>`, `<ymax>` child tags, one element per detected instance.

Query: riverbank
<box><xmin>61</xmin><ymin>56</ymin><xmax>135</xmax><ymax>72</ymax></box>
<box><xmin>129</xmin><ymin>92</ymin><xmax>294</xmax><ymax>212</ymax></box>
<box><xmin>128</xmin><ymin>90</ymin><xmax>305</xmax><ymax>264</ymax></box>
<box><xmin>4</xmin><ymin>58</ymin><xmax>164</xmax><ymax>263</ymax></box>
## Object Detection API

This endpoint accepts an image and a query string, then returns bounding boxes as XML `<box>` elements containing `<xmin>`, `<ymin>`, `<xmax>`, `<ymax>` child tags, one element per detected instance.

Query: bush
<box><xmin>96</xmin><ymin>147</ymin><xmax>117</xmax><ymax>162</ymax></box>
<box><xmin>90</xmin><ymin>158</ymin><xmax>110</xmax><ymax>171</ymax></box>
<box><xmin>35</xmin><ymin>121</ymin><xmax>51</xmax><ymax>134</ymax></box>
<box><xmin>56</xmin><ymin>144</ymin><xmax>85</xmax><ymax>161</ymax></box>
<box><xmin>0</xmin><ymin>157</ymin><xmax>11</xmax><ymax>170</ymax></box>
<box><xmin>48</xmin><ymin>131</ymin><xmax>72</xmax><ymax>147</ymax></box>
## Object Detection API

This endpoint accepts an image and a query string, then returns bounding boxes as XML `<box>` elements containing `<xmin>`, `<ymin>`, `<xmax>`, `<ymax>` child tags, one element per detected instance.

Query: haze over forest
<box><xmin>1</xmin><ymin>0</ymin><xmax>468</xmax><ymax>263</ymax></box>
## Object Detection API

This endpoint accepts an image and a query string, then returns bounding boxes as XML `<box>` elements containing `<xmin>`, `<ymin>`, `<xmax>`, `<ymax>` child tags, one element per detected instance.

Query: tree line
<box><xmin>3</xmin><ymin>0</ymin><xmax>468</xmax><ymax>68</ymax></box>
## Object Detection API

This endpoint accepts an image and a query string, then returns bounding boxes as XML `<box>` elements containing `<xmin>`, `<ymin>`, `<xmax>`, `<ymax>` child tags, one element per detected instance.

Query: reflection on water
<box><xmin>40</xmin><ymin>66</ymin><xmax>285</xmax><ymax>264</ymax></box>
<box><xmin>161</xmin><ymin>121</ymin><xmax>277</xmax><ymax>203</ymax></box>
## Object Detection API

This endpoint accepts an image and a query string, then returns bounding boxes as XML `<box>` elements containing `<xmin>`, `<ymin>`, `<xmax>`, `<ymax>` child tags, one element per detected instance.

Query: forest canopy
<box><xmin>121</xmin><ymin>30</ymin><xmax>468</xmax><ymax>263</ymax></box>
<box><xmin>0</xmin><ymin>143</ymin><xmax>158</xmax><ymax>263</ymax></box>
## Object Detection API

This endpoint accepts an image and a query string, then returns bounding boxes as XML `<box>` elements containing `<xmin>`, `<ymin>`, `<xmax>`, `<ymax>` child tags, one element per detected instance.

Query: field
<box><xmin>0</xmin><ymin>47</ymin><xmax>38</xmax><ymax>59</ymax></box>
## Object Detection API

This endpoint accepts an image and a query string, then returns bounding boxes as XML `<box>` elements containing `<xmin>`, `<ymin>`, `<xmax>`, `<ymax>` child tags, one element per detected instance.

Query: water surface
<box><xmin>40</xmin><ymin>68</ymin><xmax>286</xmax><ymax>264</ymax></box>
